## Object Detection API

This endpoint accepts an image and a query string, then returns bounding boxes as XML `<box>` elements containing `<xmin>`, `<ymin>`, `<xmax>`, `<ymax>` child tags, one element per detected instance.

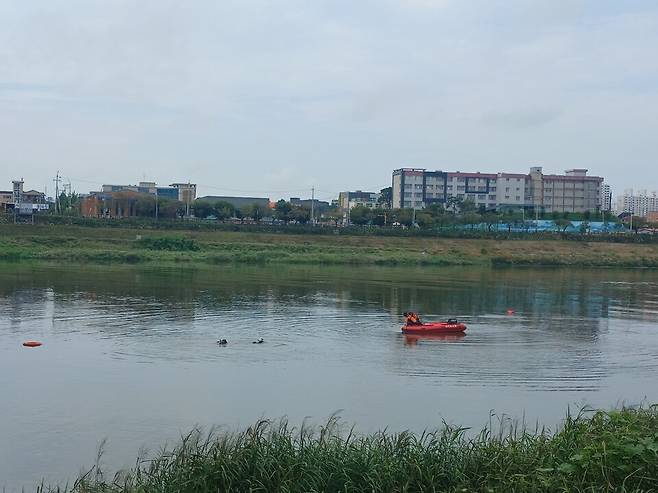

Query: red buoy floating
<box><xmin>506</xmin><ymin>309</ymin><xmax>515</xmax><ymax>315</ymax></box>
<box><xmin>22</xmin><ymin>341</ymin><xmax>42</xmax><ymax>348</ymax></box>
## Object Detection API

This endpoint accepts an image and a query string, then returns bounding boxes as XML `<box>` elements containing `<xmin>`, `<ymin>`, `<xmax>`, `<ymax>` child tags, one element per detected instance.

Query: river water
<box><xmin>1</xmin><ymin>263</ymin><xmax>658</xmax><ymax>490</ymax></box>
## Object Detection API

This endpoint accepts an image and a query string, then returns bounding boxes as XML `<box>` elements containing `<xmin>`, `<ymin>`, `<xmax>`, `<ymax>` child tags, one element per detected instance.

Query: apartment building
<box><xmin>601</xmin><ymin>184</ymin><xmax>612</xmax><ymax>212</ymax></box>
<box><xmin>338</xmin><ymin>191</ymin><xmax>381</xmax><ymax>210</ymax></box>
<box><xmin>392</xmin><ymin>167</ymin><xmax>603</xmax><ymax>213</ymax></box>
<box><xmin>615</xmin><ymin>190</ymin><xmax>658</xmax><ymax>217</ymax></box>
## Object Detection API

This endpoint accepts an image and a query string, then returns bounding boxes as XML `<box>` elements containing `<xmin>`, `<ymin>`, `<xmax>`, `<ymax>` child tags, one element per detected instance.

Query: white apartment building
<box><xmin>601</xmin><ymin>184</ymin><xmax>612</xmax><ymax>212</ymax></box>
<box><xmin>392</xmin><ymin>167</ymin><xmax>603</xmax><ymax>213</ymax></box>
<box><xmin>615</xmin><ymin>190</ymin><xmax>658</xmax><ymax>217</ymax></box>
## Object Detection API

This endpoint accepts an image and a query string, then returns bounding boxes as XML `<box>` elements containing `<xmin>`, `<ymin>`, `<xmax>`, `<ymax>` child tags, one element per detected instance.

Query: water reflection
<box><xmin>1</xmin><ymin>263</ymin><xmax>658</xmax><ymax>491</ymax></box>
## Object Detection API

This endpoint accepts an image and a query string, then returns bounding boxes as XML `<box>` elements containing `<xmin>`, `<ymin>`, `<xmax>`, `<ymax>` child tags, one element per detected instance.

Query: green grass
<box><xmin>44</xmin><ymin>407</ymin><xmax>658</xmax><ymax>493</ymax></box>
<box><xmin>2</xmin><ymin>224</ymin><xmax>658</xmax><ymax>267</ymax></box>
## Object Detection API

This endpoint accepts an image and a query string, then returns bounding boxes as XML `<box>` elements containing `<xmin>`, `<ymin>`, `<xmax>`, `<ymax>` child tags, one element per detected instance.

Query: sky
<box><xmin>1</xmin><ymin>0</ymin><xmax>657</xmax><ymax>201</ymax></box>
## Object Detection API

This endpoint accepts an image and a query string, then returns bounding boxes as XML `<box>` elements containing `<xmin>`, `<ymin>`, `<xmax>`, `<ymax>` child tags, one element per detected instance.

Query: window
<box><xmin>491</xmin><ymin>187</ymin><xmax>496</xmax><ymax>192</ymax></box>
<box><xmin>457</xmin><ymin>186</ymin><xmax>465</xmax><ymax>191</ymax></box>
<box><xmin>404</xmin><ymin>192</ymin><xmax>411</xmax><ymax>198</ymax></box>
<box><xmin>505</xmin><ymin>195</ymin><xmax>510</xmax><ymax>199</ymax></box>
<box><xmin>516</xmin><ymin>196</ymin><xmax>521</xmax><ymax>201</ymax></box>
<box><xmin>505</xmin><ymin>187</ymin><xmax>510</xmax><ymax>192</ymax></box>
<box><xmin>404</xmin><ymin>184</ymin><xmax>412</xmax><ymax>189</ymax></box>
<box><xmin>489</xmin><ymin>194</ymin><xmax>496</xmax><ymax>200</ymax></box>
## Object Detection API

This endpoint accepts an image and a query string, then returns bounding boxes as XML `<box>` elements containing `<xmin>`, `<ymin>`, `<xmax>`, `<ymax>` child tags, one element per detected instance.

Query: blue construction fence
<box><xmin>461</xmin><ymin>220</ymin><xmax>626</xmax><ymax>233</ymax></box>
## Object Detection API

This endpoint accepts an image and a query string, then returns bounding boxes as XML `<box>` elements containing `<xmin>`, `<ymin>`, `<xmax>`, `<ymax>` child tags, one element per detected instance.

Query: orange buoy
<box><xmin>506</xmin><ymin>309</ymin><xmax>515</xmax><ymax>315</ymax></box>
<box><xmin>23</xmin><ymin>341</ymin><xmax>42</xmax><ymax>348</ymax></box>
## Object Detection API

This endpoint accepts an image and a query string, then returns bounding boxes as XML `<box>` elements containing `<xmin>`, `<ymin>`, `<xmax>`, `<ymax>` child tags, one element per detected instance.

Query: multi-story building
<box><xmin>338</xmin><ymin>191</ymin><xmax>381</xmax><ymax>210</ymax></box>
<box><xmin>392</xmin><ymin>167</ymin><xmax>603</xmax><ymax>213</ymax></box>
<box><xmin>615</xmin><ymin>190</ymin><xmax>658</xmax><ymax>217</ymax></box>
<box><xmin>601</xmin><ymin>184</ymin><xmax>612</xmax><ymax>212</ymax></box>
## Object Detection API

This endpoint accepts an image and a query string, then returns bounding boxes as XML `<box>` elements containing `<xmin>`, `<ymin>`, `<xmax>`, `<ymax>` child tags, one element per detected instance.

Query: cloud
<box><xmin>0</xmin><ymin>0</ymin><xmax>657</xmax><ymax>194</ymax></box>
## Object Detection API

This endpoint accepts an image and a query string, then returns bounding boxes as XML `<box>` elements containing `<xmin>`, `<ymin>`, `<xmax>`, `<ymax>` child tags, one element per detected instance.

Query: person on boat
<box><xmin>403</xmin><ymin>312</ymin><xmax>422</xmax><ymax>326</ymax></box>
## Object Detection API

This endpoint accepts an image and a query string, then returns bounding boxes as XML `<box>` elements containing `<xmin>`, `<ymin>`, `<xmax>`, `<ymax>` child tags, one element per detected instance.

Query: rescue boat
<box><xmin>401</xmin><ymin>321</ymin><xmax>467</xmax><ymax>334</ymax></box>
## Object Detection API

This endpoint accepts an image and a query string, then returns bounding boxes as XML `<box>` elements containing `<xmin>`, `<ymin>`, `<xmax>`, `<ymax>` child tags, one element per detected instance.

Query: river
<box><xmin>1</xmin><ymin>263</ymin><xmax>657</xmax><ymax>490</ymax></box>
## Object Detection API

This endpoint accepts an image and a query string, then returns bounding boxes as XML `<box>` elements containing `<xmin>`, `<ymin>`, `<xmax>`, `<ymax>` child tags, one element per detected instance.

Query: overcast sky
<box><xmin>1</xmin><ymin>0</ymin><xmax>656</xmax><ymax>201</ymax></box>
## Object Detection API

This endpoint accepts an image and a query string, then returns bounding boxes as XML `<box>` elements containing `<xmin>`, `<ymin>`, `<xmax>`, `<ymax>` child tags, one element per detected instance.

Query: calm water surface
<box><xmin>1</xmin><ymin>263</ymin><xmax>658</xmax><ymax>490</ymax></box>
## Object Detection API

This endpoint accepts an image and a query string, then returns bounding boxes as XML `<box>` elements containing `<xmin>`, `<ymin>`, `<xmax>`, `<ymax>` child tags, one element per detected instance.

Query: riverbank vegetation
<box><xmin>46</xmin><ymin>406</ymin><xmax>658</xmax><ymax>493</ymax></box>
<box><xmin>2</xmin><ymin>224</ymin><xmax>658</xmax><ymax>267</ymax></box>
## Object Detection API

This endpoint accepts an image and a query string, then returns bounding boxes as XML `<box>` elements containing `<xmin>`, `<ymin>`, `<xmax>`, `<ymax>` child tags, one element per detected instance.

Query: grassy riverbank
<box><xmin>49</xmin><ymin>407</ymin><xmax>658</xmax><ymax>493</ymax></box>
<box><xmin>2</xmin><ymin>224</ymin><xmax>658</xmax><ymax>267</ymax></box>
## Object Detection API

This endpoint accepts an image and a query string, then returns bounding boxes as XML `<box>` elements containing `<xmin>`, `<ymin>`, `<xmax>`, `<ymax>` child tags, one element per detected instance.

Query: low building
<box><xmin>196</xmin><ymin>196</ymin><xmax>270</xmax><ymax>210</ymax></box>
<box><xmin>647</xmin><ymin>211</ymin><xmax>658</xmax><ymax>223</ymax></box>
<box><xmin>101</xmin><ymin>181</ymin><xmax>196</xmax><ymax>202</ymax></box>
<box><xmin>1</xmin><ymin>180</ymin><xmax>48</xmax><ymax>213</ymax></box>
<box><xmin>338</xmin><ymin>191</ymin><xmax>381</xmax><ymax>210</ymax></box>
<box><xmin>290</xmin><ymin>197</ymin><xmax>330</xmax><ymax>211</ymax></box>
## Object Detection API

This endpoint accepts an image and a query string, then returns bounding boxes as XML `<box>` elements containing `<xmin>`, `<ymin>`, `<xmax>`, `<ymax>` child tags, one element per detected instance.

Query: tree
<box><xmin>460</xmin><ymin>212</ymin><xmax>481</xmax><ymax>228</ymax></box>
<box><xmin>426</xmin><ymin>203</ymin><xmax>445</xmax><ymax>217</ymax></box>
<box><xmin>394</xmin><ymin>208</ymin><xmax>414</xmax><ymax>227</ymax></box>
<box><xmin>349</xmin><ymin>205</ymin><xmax>372</xmax><ymax>225</ymax></box>
<box><xmin>135</xmin><ymin>196</ymin><xmax>156</xmax><ymax>217</ymax></box>
<box><xmin>274</xmin><ymin>200</ymin><xmax>292</xmax><ymax>223</ymax></box>
<box><xmin>460</xmin><ymin>198</ymin><xmax>477</xmax><ymax>214</ymax></box>
<box><xmin>378</xmin><ymin>187</ymin><xmax>392</xmax><ymax>208</ymax></box>
<box><xmin>446</xmin><ymin>196</ymin><xmax>462</xmax><ymax>214</ymax></box>
<box><xmin>251</xmin><ymin>203</ymin><xmax>269</xmax><ymax>222</ymax></box>
<box><xmin>289</xmin><ymin>206</ymin><xmax>310</xmax><ymax>224</ymax></box>
<box><xmin>483</xmin><ymin>212</ymin><xmax>500</xmax><ymax>232</ymax></box>
<box><xmin>214</xmin><ymin>201</ymin><xmax>236</xmax><ymax>221</ymax></box>
<box><xmin>579</xmin><ymin>221</ymin><xmax>590</xmax><ymax>234</ymax></box>
<box><xmin>583</xmin><ymin>210</ymin><xmax>592</xmax><ymax>221</ymax></box>
<box><xmin>158</xmin><ymin>199</ymin><xmax>185</xmax><ymax>219</ymax></box>
<box><xmin>415</xmin><ymin>211</ymin><xmax>434</xmax><ymax>228</ymax></box>
<box><xmin>554</xmin><ymin>218</ymin><xmax>573</xmax><ymax>233</ymax></box>
<box><xmin>194</xmin><ymin>200</ymin><xmax>216</xmax><ymax>219</ymax></box>
<box><xmin>323</xmin><ymin>207</ymin><xmax>344</xmax><ymax>227</ymax></box>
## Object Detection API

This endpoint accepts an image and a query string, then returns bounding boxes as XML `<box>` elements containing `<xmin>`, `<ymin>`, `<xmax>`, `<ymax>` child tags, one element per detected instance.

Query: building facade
<box><xmin>601</xmin><ymin>184</ymin><xmax>612</xmax><ymax>212</ymax></box>
<box><xmin>101</xmin><ymin>182</ymin><xmax>197</xmax><ymax>202</ymax></box>
<box><xmin>338</xmin><ymin>191</ymin><xmax>381</xmax><ymax>210</ymax></box>
<box><xmin>0</xmin><ymin>180</ymin><xmax>48</xmax><ymax>212</ymax></box>
<box><xmin>392</xmin><ymin>167</ymin><xmax>603</xmax><ymax>213</ymax></box>
<box><xmin>615</xmin><ymin>190</ymin><xmax>658</xmax><ymax>217</ymax></box>
<box><xmin>290</xmin><ymin>197</ymin><xmax>331</xmax><ymax>211</ymax></box>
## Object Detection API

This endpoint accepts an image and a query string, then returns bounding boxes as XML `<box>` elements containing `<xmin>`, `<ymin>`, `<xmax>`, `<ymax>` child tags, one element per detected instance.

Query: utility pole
<box><xmin>311</xmin><ymin>187</ymin><xmax>315</xmax><ymax>226</ymax></box>
<box><xmin>53</xmin><ymin>171</ymin><xmax>61</xmax><ymax>214</ymax></box>
<box><xmin>155</xmin><ymin>188</ymin><xmax>158</xmax><ymax>221</ymax></box>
